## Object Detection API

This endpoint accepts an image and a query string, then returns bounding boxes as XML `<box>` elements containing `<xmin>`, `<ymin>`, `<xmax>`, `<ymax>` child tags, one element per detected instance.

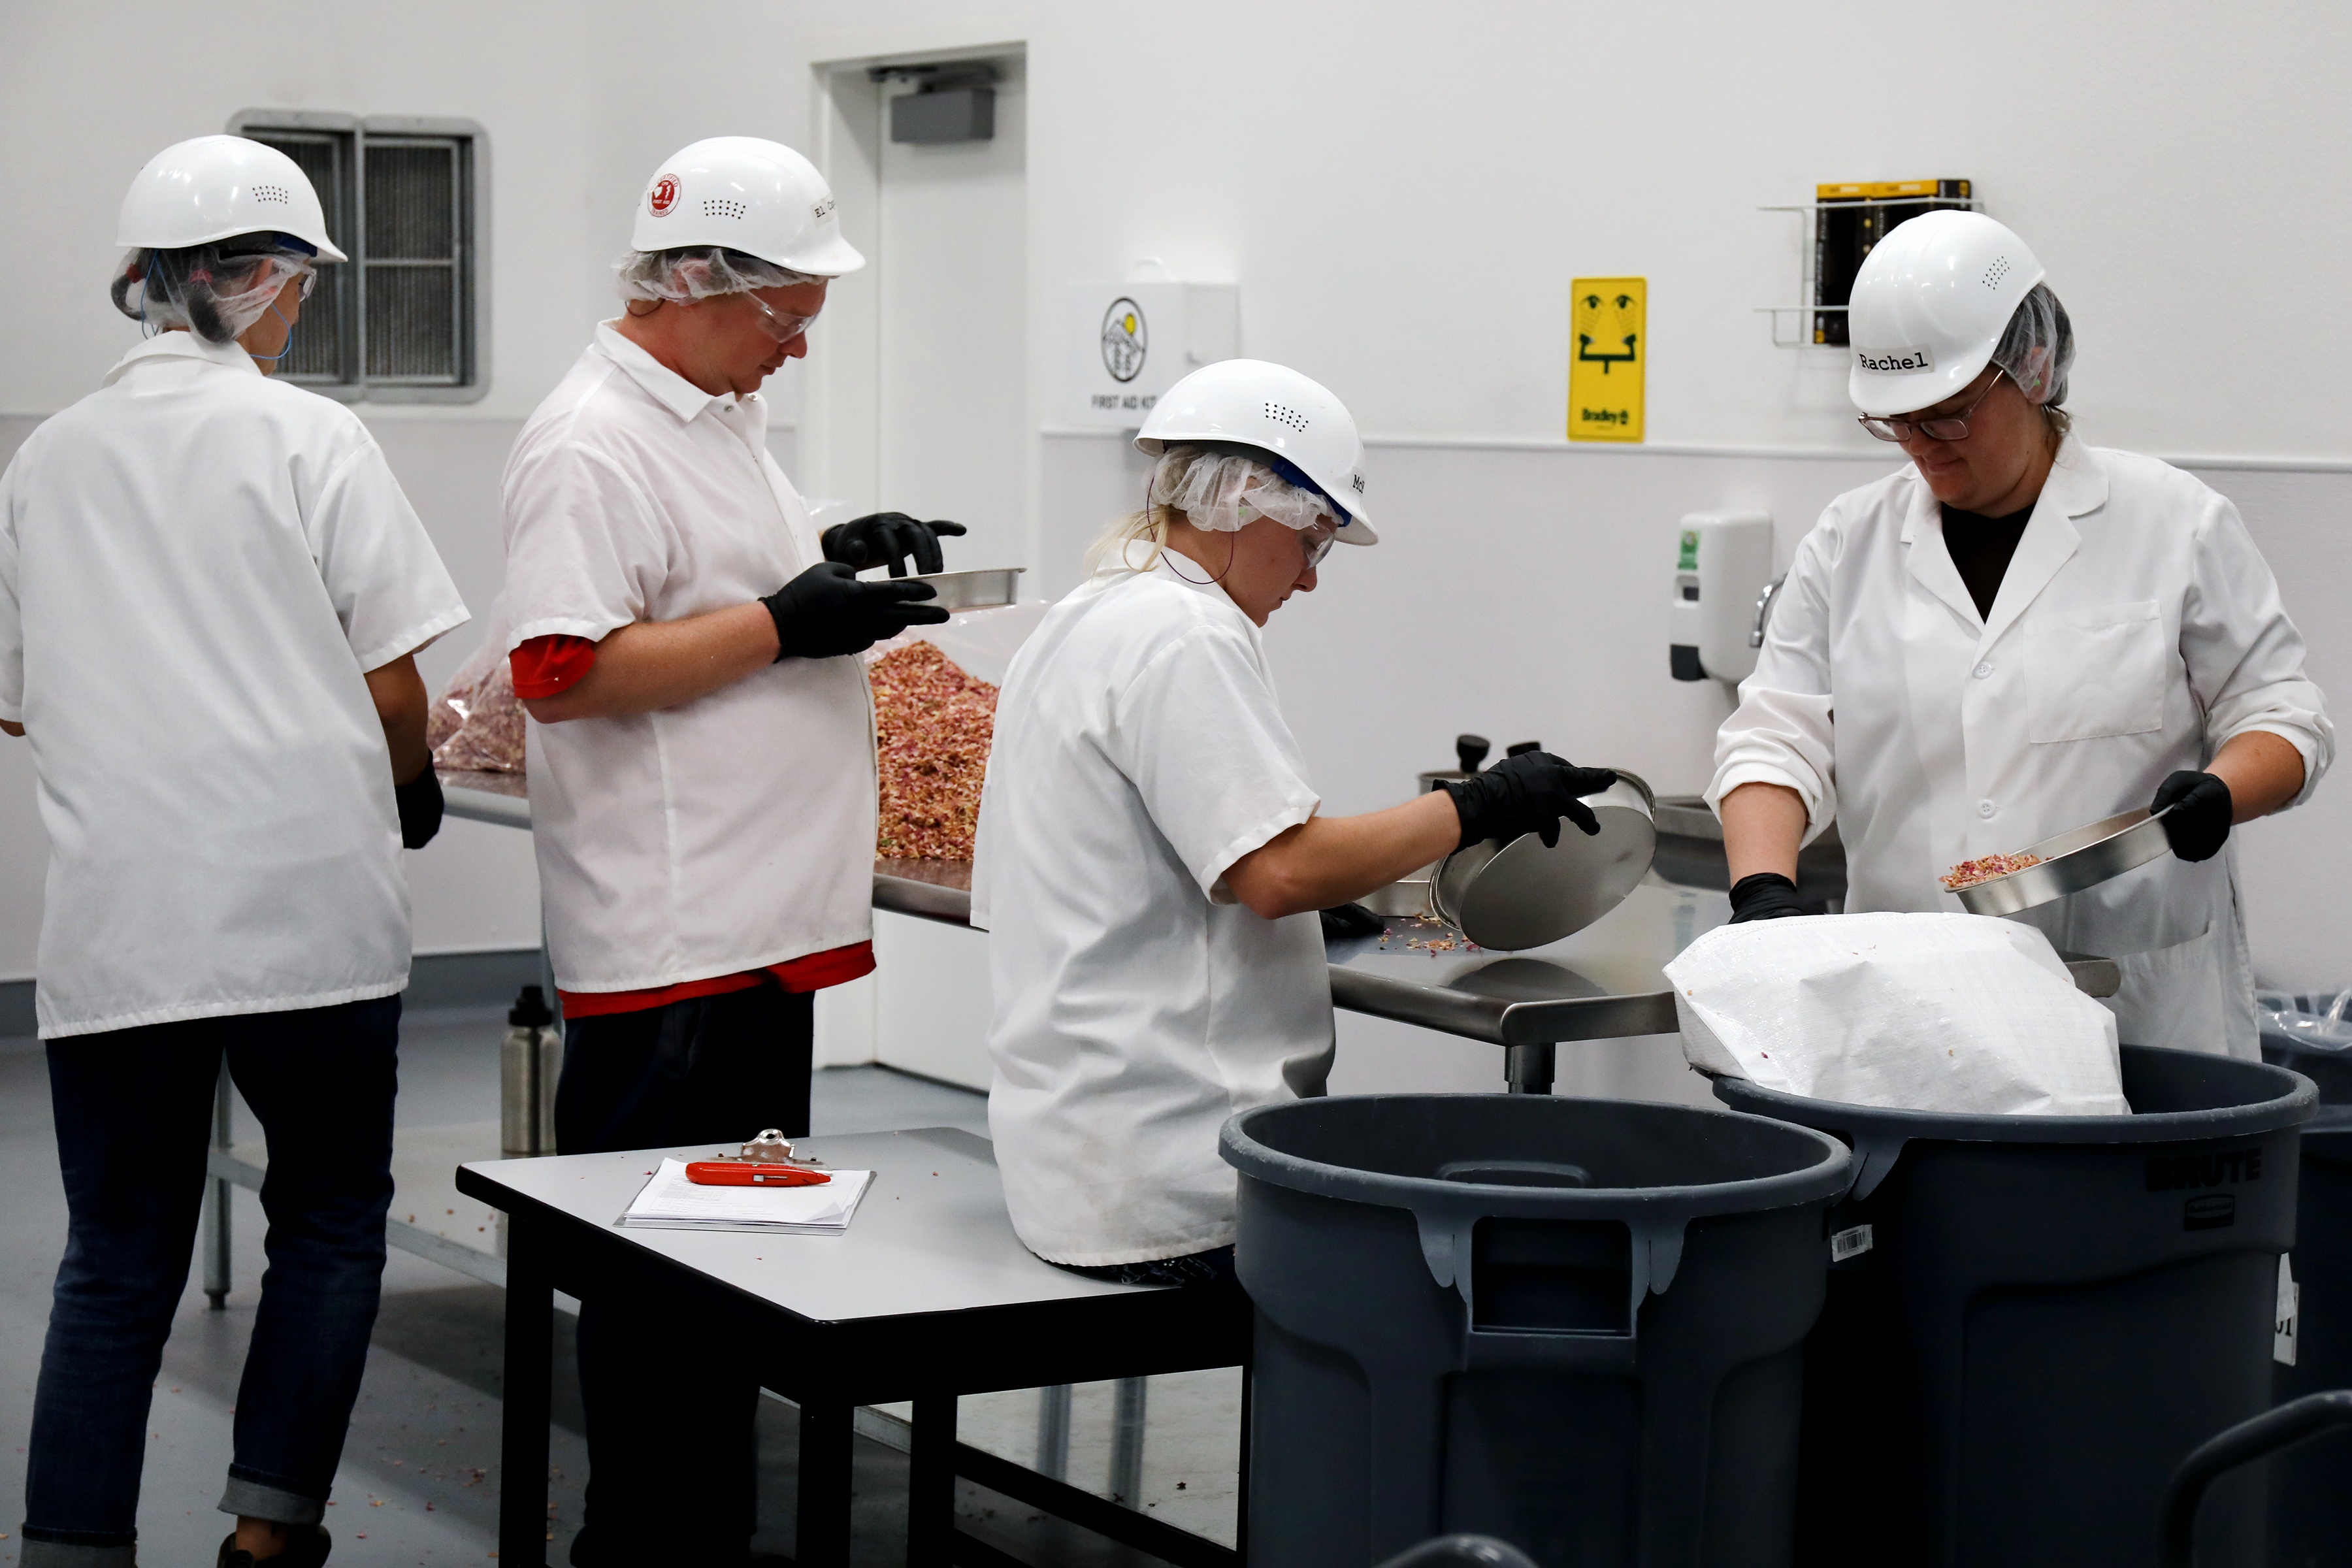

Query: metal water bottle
<box><xmin>500</xmin><ymin>985</ymin><xmax>561</xmax><ymax>1157</ymax></box>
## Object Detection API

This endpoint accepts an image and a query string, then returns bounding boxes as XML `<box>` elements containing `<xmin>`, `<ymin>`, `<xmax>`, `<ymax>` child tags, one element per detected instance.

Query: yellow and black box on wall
<box><xmin>1814</xmin><ymin>178</ymin><xmax>1972</xmax><ymax>345</ymax></box>
<box><xmin>1568</xmin><ymin>278</ymin><xmax>1644</xmax><ymax>443</ymax></box>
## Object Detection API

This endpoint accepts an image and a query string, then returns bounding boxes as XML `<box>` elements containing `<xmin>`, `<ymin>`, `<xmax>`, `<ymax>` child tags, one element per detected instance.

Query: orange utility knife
<box><xmin>685</xmin><ymin>1162</ymin><xmax>832</xmax><ymax>1188</ymax></box>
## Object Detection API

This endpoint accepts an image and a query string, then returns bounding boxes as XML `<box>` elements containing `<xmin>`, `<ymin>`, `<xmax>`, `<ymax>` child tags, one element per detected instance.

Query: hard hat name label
<box><xmin>1855</xmin><ymin>344</ymin><xmax>1936</xmax><ymax>374</ymax></box>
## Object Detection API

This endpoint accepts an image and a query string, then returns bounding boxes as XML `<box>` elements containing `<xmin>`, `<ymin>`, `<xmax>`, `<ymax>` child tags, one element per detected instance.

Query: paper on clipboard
<box><xmin>618</xmin><ymin>1158</ymin><xmax>875</xmax><ymax>1235</ymax></box>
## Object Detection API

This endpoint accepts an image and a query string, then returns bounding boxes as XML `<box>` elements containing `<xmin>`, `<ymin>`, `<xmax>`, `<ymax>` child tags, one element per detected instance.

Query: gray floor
<box><xmin>0</xmin><ymin>1010</ymin><xmax>1179</xmax><ymax>1567</ymax></box>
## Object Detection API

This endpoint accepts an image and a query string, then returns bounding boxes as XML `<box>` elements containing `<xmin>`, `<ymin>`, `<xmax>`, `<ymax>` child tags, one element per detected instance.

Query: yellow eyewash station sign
<box><xmin>1568</xmin><ymin>277</ymin><xmax>1646</xmax><ymax>443</ymax></box>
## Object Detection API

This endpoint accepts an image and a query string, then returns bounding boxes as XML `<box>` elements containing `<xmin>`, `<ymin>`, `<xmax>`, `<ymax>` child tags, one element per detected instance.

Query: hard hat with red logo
<box><xmin>117</xmin><ymin>135</ymin><xmax>348</xmax><ymax>261</ymax></box>
<box><xmin>630</xmin><ymin>137</ymin><xmax>864</xmax><ymax>278</ymax></box>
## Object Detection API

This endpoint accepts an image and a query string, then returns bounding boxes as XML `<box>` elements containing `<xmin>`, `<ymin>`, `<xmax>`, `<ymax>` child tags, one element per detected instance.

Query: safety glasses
<box><xmin>203</xmin><ymin>259</ymin><xmax>318</xmax><ymax>304</ymax></box>
<box><xmin>1858</xmin><ymin>367</ymin><xmax>2006</xmax><ymax>443</ymax></box>
<box><xmin>1300</xmin><ymin>522</ymin><xmax>1338</xmax><ymax>570</ymax></box>
<box><xmin>745</xmin><ymin>291</ymin><xmax>821</xmax><ymax>344</ymax></box>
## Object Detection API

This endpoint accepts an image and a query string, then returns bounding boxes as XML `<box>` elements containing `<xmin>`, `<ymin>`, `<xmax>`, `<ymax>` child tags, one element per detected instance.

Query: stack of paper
<box><xmin>618</xmin><ymin>1158</ymin><xmax>875</xmax><ymax>1235</ymax></box>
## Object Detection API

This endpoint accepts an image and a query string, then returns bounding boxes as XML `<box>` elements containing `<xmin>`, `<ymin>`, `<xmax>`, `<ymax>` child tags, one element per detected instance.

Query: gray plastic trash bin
<box><xmin>1221</xmin><ymin>1094</ymin><xmax>1852</xmax><ymax>1568</ymax></box>
<box><xmin>1714</xmin><ymin>1043</ymin><xmax>2315</xmax><ymax>1568</ymax></box>
<box><xmin>2256</xmin><ymin>993</ymin><xmax>2352</xmax><ymax>1568</ymax></box>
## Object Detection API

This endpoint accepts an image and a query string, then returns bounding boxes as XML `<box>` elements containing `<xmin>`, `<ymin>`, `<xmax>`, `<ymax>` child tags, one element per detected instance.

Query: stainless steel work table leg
<box><xmin>500</xmin><ymin>1219</ymin><xmax>556</xmax><ymax>1567</ymax></box>
<box><xmin>798</xmin><ymin>1399</ymin><xmax>856</xmax><ymax>1566</ymax></box>
<box><xmin>907</xmin><ymin>1392</ymin><xmax>958</xmax><ymax>1563</ymax></box>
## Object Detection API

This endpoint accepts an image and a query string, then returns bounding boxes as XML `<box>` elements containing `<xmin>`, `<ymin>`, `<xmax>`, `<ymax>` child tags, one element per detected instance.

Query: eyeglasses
<box><xmin>208</xmin><ymin>258</ymin><xmax>318</xmax><ymax>302</ymax></box>
<box><xmin>745</xmin><ymin>291</ymin><xmax>821</xmax><ymax>343</ymax></box>
<box><xmin>1300</xmin><ymin>523</ymin><xmax>1338</xmax><ymax>570</ymax></box>
<box><xmin>1857</xmin><ymin>367</ymin><xmax>2006</xmax><ymax>443</ymax></box>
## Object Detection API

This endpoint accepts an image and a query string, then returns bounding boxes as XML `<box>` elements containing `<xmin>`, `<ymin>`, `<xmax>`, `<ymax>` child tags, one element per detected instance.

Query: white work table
<box><xmin>457</xmin><ymin>1126</ymin><xmax>1247</xmax><ymax>1568</ymax></box>
<box><xmin>474</xmin><ymin>1126</ymin><xmax>1142</xmax><ymax>1321</ymax></box>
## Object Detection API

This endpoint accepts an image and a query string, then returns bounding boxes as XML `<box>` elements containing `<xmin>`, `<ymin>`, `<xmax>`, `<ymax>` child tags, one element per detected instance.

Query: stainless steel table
<box><xmin>446</xmin><ymin>775</ymin><xmax>2118</xmax><ymax>1094</ymax></box>
<box><xmin>446</xmin><ymin>772</ymin><xmax>1725</xmax><ymax>1094</ymax></box>
<box><xmin>877</xmin><ymin>857</ymin><xmax>1731</xmax><ymax>1094</ymax></box>
<box><xmin>873</xmin><ymin>852</ymin><xmax>1744</xmax><ymax>1092</ymax></box>
<box><xmin>457</xmin><ymin>1126</ymin><xmax>1246</xmax><ymax>1568</ymax></box>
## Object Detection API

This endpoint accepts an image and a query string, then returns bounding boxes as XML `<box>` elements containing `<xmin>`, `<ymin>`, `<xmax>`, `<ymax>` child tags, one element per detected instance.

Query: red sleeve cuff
<box><xmin>511</xmin><ymin>634</ymin><xmax>597</xmax><ymax>700</ymax></box>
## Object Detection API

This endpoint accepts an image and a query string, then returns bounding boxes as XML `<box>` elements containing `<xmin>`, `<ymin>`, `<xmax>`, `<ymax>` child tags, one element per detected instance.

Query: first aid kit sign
<box><xmin>1066</xmin><ymin>281</ymin><xmax>1186</xmax><ymax>429</ymax></box>
<box><xmin>1064</xmin><ymin>280</ymin><xmax>1239</xmax><ymax>430</ymax></box>
<box><xmin>1568</xmin><ymin>277</ymin><xmax>1646</xmax><ymax>444</ymax></box>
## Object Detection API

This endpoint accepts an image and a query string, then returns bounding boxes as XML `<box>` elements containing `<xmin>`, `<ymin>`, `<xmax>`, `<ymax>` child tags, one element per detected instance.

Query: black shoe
<box><xmin>216</xmin><ymin>1526</ymin><xmax>331</xmax><ymax>1568</ymax></box>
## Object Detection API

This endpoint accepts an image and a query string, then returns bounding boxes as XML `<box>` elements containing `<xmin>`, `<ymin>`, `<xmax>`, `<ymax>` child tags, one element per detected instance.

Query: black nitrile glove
<box><xmin>1318</xmin><ymin>903</ymin><xmax>1386</xmax><ymax>943</ymax></box>
<box><xmin>2153</xmin><ymin>770</ymin><xmax>2233</xmax><ymax>862</ymax></box>
<box><xmin>762</xmin><ymin>562</ymin><xmax>947</xmax><ymax>661</ymax></box>
<box><xmin>822</xmin><ymin>512</ymin><xmax>968</xmax><ymax>577</ymax></box>
<box><xmin>1728</xmin><ymin>872</ymin><xmax>1809</xmax><ymax>923</ymax></box>
<box><xmin>395</xmin><ymin>768</ymin><xmax>445</xmax><ymax>850</ymax></box>
<box><xmin>1441</xmin><ymin>751</ymin><xmax>1617</xmax><ymax>850</ymax></box>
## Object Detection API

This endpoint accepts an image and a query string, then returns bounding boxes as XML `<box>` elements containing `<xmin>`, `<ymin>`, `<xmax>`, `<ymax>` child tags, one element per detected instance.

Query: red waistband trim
<box><xmin>558</xmin><ymin>939</ymin><xmax>877</xmax><ymax>1018</ymax></box>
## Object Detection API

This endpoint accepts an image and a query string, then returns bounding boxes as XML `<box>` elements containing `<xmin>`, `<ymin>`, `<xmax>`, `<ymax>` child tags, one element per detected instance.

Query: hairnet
<box><xmin>1991</xmin><ymin>282</ymin><xmax>2073</xmax><ymax>408</ymax></box>
<box><xmin>110</xmin><ymin>238</ymin><xmax>314</xmax><ymax>345</ymax></box>
<box><xmin>613</xmin><ymin>245</ymin><xmax>821</xmax><ymax>305</ymax></box>
<box><xmin>1147</xmin><ymin>446</ymin><xmax>1345</xmax><ymax>535</ymax></box>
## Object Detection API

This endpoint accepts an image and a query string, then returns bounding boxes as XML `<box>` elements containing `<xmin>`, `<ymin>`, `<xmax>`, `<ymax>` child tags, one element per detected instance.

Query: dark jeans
<box><xmin>555</xmin><ymin>983</ymin><xmax>813</xmax><ymax>1568</ymax></box>
<box><xmin>21</xmin><ymin>997</ymin><xmax>400</xmax><ymax>1567</ymax></box>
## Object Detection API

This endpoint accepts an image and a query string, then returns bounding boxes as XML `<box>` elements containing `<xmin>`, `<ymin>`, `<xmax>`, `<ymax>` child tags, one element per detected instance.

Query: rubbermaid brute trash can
<box><xmin>2255</xmin><ymin>996</ymin><xmax>2352</xmax><ymax>1568</ymax></box>
<box><xmin>1221</xmin><ymin>1094</ymin><xmax>1852</xmax><ymax>1568</ymax></box>
<box><xmin>1713</xmin><ymin>1043</ymin><xmax>2315</xmax><ymax>1568</ymax></box>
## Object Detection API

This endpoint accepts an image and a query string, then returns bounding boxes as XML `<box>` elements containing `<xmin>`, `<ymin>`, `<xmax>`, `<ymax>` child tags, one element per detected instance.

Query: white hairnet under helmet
<box><xmin>112</xmin><ymin>244</ymin><xmax>313</xmax><ymax>344</ymax></box>
<box><xmin>630</xmin><ymin>137</ymin><xmax>864</xmax><ymax>278</ymax></box>
<box><xmin>1147</xmin><ymin>448</ymin><xmax>1345</xmax><ymax>535</ymax></box>
<box><xmin>117</xmin><ymin>136</ymin><xmax>347</xmax><ymax>261</ymax></box>
<box><xmin>613</xmin><ymin>246</ymin><xmax>819</xmax><ymax>306</ymax></box>
<box><xmin>1846</xmin><ymin>210</ymin><xmax>2048</xmax><ymax>416</ymax></box>
<box><xmin>1137</xmin><ymin>359</ymin><xmax>1376</xmax><ymax>544</ymax></box>
<box><xmin>1989</xmin><ymin>283</ymin><xmax>2074</xmax><ymax>408</ymax></box>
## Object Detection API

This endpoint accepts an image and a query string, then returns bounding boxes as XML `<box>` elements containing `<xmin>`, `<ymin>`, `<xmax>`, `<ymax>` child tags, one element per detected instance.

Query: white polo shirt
<box><xmin>501</xmin><ymin>324</ymin><xmax>877</xmax><ymax>994</ymax></box>
<box><xmin>972</xmin><ymin>548</ymin><xmax>1333</xmax><ymax>1267</ymax></box>
<box><xmin>0</xmin><ymin>333</ymin><xmax>468</xmax><ymax>1037</ymax></box>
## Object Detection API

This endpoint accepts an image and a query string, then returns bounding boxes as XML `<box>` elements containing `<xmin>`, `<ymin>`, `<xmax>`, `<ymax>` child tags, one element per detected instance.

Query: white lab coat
<box><xmin>972</xmin><ymin>548</ymin><xmax>1332</xmax><ymax>1266</ymax></box>
<box><xmin>500</xmin><ymin>325</ymin><xmax>877</xmax><ymax>993</ymax></box>
<box><xmin>0</xmin><ymin>334</ymin><xmax>468</xmax><ymax>1037</ymax></box>
<box><xmin>1711</xmin><ymin>434</ymin><xmax>2331</xmax><ymax>1059</ymax></box>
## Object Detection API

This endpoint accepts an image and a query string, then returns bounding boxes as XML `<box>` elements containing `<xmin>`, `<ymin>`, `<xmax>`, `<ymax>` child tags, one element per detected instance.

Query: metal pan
<box><xmin>1426</xmin><ymin>772</ymin><xmax>1658</xmax><ymax>951</ymax></box>
<box><xmin>900</xmin><ymin>567</ymin><xmax>1026</xmax><ymax>612</ymax></box>
<box><xmin>1952</xmin><ymin>807</ymin><xmax>2174</xmax><ymax>916</ymax></box>
<box><xmin>1360</xmin><ymin>864</ymin><xmax>1438</xmax><ymax>919</ymax></box>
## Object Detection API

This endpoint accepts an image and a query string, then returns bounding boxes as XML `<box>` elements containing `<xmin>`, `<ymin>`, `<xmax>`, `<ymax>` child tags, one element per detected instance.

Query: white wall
<box><xmin>8</xmin><ymin>1</ymin><xmax>2352</xmax><ymax>1000</ymax></box>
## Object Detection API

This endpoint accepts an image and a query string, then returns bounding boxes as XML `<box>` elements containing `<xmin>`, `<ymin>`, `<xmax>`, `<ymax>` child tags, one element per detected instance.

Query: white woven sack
<box><xmin>1667</xmin><ymin>912</ymin><xmax>2128</xmax><ymax>1116</ymax></box>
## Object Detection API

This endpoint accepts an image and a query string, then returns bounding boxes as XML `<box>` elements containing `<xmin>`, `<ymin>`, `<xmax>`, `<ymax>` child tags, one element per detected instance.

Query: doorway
<box><xmin>806</xmin><ymin>45</ymin><xmax>1028</xmax><ymax>1086</ymax></box>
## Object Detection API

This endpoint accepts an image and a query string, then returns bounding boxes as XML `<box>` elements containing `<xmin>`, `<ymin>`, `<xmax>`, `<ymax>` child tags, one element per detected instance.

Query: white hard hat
<box><xmin>1135</xmin><ymin>359</ymin><xmax>1376</xmax><ymax>544</ymax></box>
<box><xmin>1846</xmin><ymin>210</ymin><xmax>2045</xmax><ymax>417</ymax></box>
<box><xmin>117</xmin><ymin>135</ymin><xmax>348</xmax><ymax>261</ymax></box>
<box><xmin>630</xmin><ymin>137</ymin><xmax>864</xmax><ymax>278</ymax></box>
